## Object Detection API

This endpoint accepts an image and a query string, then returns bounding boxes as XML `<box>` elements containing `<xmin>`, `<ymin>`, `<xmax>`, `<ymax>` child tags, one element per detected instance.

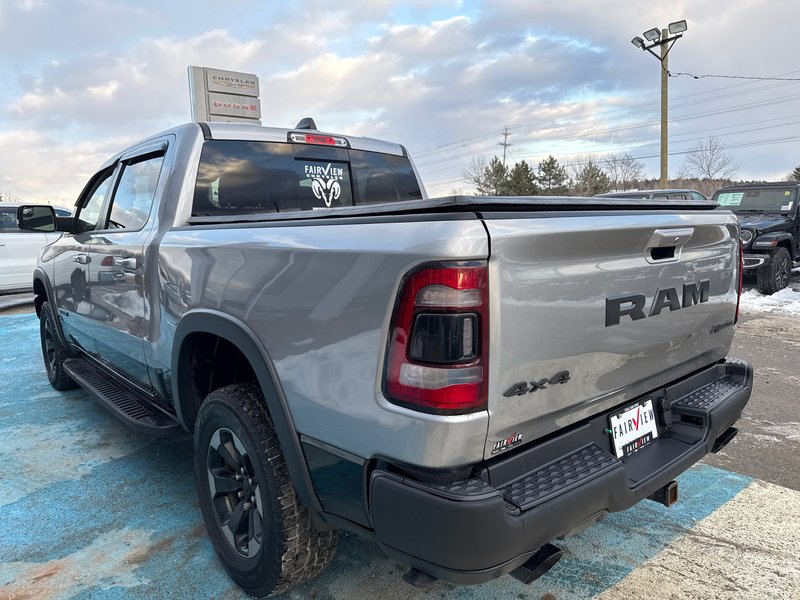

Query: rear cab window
<box><xmin>192</xmin><ymin>140</ymin><xmax>422</xmax><ymax>217</ymax></box>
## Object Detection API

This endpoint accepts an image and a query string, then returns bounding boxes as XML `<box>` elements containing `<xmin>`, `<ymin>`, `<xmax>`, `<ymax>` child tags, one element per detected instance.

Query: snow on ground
<box><xmin>740</xmin><ymin>287</ymin><xmax>800</xmax><ymax>316</ymax></box>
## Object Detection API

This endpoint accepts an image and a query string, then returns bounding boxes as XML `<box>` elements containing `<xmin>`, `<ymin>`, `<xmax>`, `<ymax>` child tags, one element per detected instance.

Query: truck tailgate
<box><xmin>483</xmin><ymin>210</ymin><xmax>740</xmax><ymax>459</ymax></box>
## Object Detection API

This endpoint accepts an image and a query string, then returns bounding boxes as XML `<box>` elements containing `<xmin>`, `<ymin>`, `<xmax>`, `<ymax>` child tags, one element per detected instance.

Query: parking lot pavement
<box><xmin>1</xmin><ymin>309</ymin><xmax>799</xmax><ymax>599</ymax></box>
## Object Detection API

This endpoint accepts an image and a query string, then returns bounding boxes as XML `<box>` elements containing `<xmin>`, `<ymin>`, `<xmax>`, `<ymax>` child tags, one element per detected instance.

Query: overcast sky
<box><xmin>1</xmin><ymin>0</ymin><xmax>800</xmax><ymax>203</ymax></box>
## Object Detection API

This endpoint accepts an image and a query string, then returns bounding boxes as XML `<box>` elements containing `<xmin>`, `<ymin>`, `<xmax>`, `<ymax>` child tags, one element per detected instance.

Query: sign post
<box><xmin>188</xmin><ymin>66</ymin><xmax>261</xmax><ymax>124</ymax></box>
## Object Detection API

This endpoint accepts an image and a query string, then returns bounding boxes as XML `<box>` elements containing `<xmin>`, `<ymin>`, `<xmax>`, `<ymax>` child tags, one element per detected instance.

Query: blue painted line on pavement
<box><xmin>0</xmin><ymin>313</ymin><xmax>754</xmax><ymax>599</ymax></box>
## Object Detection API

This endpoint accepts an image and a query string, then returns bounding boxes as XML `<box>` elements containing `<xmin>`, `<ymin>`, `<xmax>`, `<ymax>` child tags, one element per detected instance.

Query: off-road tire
<box><xmin>39</xmin><ymin>301</ymin><xmax>77</xmax><ymax>390</ymax></box>
<box><xmin>194</xmin><ymin>382</ymin><xmax>337</xmax><ymax>597</ymax></box>
<box><xmin>756</xmin><ymin>247</ymin><xmax>791</xmax><ymax>295</ymax></box>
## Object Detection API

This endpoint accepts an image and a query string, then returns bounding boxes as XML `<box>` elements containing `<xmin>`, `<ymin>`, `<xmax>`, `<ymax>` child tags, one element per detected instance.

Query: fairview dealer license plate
<box><xmin>609</xmin><ymin>399</ymin><xmax>659</xmax><ymax>458</ymax></box>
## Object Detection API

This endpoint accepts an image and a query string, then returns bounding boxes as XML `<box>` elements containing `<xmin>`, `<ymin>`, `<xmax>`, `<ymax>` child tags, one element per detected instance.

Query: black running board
<box><xmin>64</xmin><ymin>357</ymin><xmax>181</xmax><ymax>436</ymax></box>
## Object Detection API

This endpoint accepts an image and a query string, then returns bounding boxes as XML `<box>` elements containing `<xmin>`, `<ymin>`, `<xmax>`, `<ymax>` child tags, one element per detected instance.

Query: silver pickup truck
<box><xmin>18</xmin><ymin>121</ymin><xmax>752</xmax><ymax>596</ymax></box>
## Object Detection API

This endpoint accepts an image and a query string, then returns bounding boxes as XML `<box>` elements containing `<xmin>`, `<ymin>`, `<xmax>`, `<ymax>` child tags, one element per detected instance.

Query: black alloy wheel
<box><xmin>194</xmin><ymin>383</ymin><xmax>337</xmax><ymax>597</ymax></box>
<box><xmin>775</xmin><ymin>251</ymin><xmax>791</xmax><ymax>290</ymax></box>
<box><xmin>39</xmin><ymin>301</ymin><xmax>77</xmax><ymax>390</ymax></box>
<box><xmin>42</xmin><ymin>313</ymin><xmax>58</xmax><ymax>376</ymax></box>
<box><xmin>206</xmin><ymin>427</ymin><xmax>264</xmax><ymax>558</ymax></box>
<box><xmin>757</xmin><ymin>247</ymin><xmax>792</xmax><ymax>295</ymax></box>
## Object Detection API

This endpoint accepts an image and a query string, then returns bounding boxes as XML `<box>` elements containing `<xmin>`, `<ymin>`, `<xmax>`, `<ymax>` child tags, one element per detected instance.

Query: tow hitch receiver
<box><xmin>509</xmin><ymin>544</ymin><xmax>563</xmax><ymax>584</ymax></box>
<box><xmin>648</xmin><ymin>480</ymin><xmax>679</xmax><ymax>507</ymax></box>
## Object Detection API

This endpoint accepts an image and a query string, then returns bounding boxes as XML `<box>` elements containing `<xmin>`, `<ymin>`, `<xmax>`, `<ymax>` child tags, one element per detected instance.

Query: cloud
<box><xmin>2</xmin><ymin>0</ymin><xmax>800</xmax><ymax>201</ymax></box>
<box><xmin>0</xmin><ymin>128</ymin><xmax>126</xmax><ymax>203</ymax></box>
<box><xmin>7</xmin><ymin>31</ymin><xmax>267</xmax><ymax>131</ymax></box>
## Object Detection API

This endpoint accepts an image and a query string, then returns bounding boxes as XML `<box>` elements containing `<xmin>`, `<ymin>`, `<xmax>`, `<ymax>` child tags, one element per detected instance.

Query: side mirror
<box><xmin>17</xmin><ymin>205</ymin><xmax>56</xmax><ymax>232</ymax></box>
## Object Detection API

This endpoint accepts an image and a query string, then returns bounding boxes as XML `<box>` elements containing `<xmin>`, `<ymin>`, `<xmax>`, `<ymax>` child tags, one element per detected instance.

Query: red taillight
<box><xmin>735</xmin><ymin>240</ymin><xmax>743</xmax><ymax>323</ymax></box>
<box><xmin>384</xmin><ymin>263</ymin><xmax>488</xmax><ymax>414</ymax></box>
<box><xmin>101</xmin><ymin>256</ymin><xmax>114</xmax><ymax>267</ymax></box>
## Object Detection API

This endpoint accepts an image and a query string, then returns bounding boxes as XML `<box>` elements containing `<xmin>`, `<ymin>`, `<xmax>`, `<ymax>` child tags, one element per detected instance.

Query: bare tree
<box><xmin>568</xmin><ymin>155</ymin><xmax>611</xmax><ymax>196</ymax></box>
<box><xmin>566</xmin><ymin>154</ymin><xmax>595</xmax><ymax>182</ymax></box>
<box><xmin>680</xmin><ymin>136</ymin><xmax>738</xmax><ymax>181</ymax></box>
<box><xmin>603</xmin><ymin>153</ymin><xmax>645</xmax><ymax>191</ymax></box>
<box><xmin>0</xmin><ymin>190</ymin><xmax>17</xmax><ymax>202</ymax></box>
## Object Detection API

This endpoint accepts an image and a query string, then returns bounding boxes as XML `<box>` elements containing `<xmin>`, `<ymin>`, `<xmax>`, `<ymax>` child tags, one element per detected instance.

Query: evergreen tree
<box><xmin>502</xmin><ymin>161</ymin><xmax>539</xmax><ymax>195</ymax></box>
<box><xmin>790</xmin><ymin>165</ymin><xmax>800</xmax><ymax>181</ymax></box>
<box><xmin>536</xmin><ymin>155</ymin><xmax>569</xmax><ymax>195</ymax></box>
<box><xmin>472</xmin><ymin>156</ymin><xmax>509</xmax><ymax>195</ymax></box>
<box><xmin>573</xmin><ymin>160</ymin><xmax>612</xmax><ymax>196</ymax></box>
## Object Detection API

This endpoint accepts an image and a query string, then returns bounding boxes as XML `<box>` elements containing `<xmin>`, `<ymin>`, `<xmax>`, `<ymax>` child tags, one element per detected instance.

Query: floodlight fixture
<box><xmin>643</xmin><ymin>28</ymin><xmax>661</xmax><ymax>42</ymax></box>
<box><xmin>629</xmin><ymin>19</ymin><xmax>688</xmax><ymax>190</ymax></box>
<box><xmin>668</xmin><ymin>20</ymin><xmax>687</xmax><ymax>34</ymax></box>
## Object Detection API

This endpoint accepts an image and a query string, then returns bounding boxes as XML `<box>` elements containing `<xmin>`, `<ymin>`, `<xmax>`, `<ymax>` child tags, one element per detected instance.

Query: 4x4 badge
<box><xmin>503</xmin><ymin>371</ymin><xmax>571</xmax><ymax>397</ymax></box>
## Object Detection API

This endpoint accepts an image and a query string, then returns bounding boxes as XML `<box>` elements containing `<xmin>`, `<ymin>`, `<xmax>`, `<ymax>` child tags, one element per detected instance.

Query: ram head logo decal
<box><xmin>311</xmin><ymin>177</ymin><xmax>341</xmax><ymax>207</ymax></box>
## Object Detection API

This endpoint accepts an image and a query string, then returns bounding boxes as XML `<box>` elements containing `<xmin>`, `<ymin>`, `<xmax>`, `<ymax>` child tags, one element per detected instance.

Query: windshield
<box><xmin>714</xmin><ymin>188</ymin><xmax>796</xmax><ymax>213</ymax></box>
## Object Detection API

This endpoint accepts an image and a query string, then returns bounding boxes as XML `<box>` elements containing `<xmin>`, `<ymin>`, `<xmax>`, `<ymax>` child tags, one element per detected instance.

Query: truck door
<box><xmin>51</xmin><ymin>167</ymin><xmax>118</xmax><ymax>353</ymax></box>
<box><xmin>84</xmin><ymin>142</ymin><xmax>167</xmax><ymax>389</ymax></box>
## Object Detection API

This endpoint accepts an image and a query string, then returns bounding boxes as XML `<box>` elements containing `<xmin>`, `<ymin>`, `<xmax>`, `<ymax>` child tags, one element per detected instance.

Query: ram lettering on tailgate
<box><xmin>605</xmin><ymin>280</ymin><xmax>710</xmax><ymax>327</ymax></box>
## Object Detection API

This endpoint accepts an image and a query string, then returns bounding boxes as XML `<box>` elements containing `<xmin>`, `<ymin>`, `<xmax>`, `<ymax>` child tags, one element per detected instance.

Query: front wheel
<box><xmin>756</xmin><ymin>247</ymin><xmax>791</xmax><ymax>295</ymax></box>
<box><xmin>39</xmin><ymin>301</ymin><xmax>77</xmax><ymax>390</ymax></box>
<box><xmin>193</xmin><ymin>382</ymin><xmax>337</xmax><ymax>597</ymax></box>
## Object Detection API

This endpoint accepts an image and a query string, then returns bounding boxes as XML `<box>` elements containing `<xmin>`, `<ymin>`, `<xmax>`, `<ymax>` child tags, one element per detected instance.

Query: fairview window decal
<box><xmin>305</xmin><ymin>163</ymin><xmax>345</xmax><ymax>207</ymax></box>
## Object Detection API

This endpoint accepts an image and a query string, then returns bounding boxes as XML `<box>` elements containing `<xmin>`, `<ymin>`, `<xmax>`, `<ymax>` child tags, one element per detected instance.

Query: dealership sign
<box><xmin>188</xmin><ymin>66</ymin><xmax>261</xmax><ymax>124</ymax></box>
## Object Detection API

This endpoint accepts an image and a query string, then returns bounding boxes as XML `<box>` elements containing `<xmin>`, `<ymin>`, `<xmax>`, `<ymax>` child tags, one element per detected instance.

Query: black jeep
<box><xmin>712</xmin><ymin>182</ymin><xmax>800</xmax><ymax>294</ymax></box>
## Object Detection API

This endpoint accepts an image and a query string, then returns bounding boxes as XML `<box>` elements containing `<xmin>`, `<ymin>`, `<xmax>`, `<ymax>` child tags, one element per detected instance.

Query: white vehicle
<box><xmin>0</xmin><ymin>203</ymin><xmax>69</xmax><ymax>293</ymax></box>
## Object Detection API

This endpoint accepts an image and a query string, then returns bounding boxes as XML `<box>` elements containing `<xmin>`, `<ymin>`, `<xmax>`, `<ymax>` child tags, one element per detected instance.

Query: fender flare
<box><xmin>32</xmin><ymin>267</ymin><xmax>70</xmax><ymax>347</ymax></box>
<box><xmin>752</xmin><ymin>232</ymin><xmax>795</xmax><ymax>257</ymax></box>
<box><xmin>172</xmin><ymin>308</ymin><xmax>328</xmax><ymax>527</ymax></box>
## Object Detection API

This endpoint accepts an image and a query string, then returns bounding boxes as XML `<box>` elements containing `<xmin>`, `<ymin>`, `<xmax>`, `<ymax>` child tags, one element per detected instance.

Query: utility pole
<box><xmin>631</xmin><ymin>20</ymin><xmax>687</xmax><ymax>189</ymax></box>
<box><xmin>500</xmin><ymin>126</ymin><xmax>512</xmax><ymax>166</ymax></box>
<box><xmin>660</xmin><ymin>28</ymin><xmax>669</xmax><ymax>190</ymax></box>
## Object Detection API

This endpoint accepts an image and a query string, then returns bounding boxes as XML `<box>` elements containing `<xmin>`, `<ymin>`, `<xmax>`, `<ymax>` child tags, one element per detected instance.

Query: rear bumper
<box><xmin>369</xmin><ymin>358</ymin><xmax>753</xmax><ymax>584</ymax></box>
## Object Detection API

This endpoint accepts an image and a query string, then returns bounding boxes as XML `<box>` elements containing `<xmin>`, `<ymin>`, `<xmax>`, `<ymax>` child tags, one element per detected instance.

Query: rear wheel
<box><xmin>39</xmin><ymin>301</ymin><xmax>77</xmax><ymax>390</ymax></box>
<box><xmin>756</xmin><ymin>247</ymin><xmax>791</xmax><ymax>295</ymax></box>
<box><xmin>194</xmin><ymin>382</ymin><xmax>337</xmax><ymax>597</ymax></box>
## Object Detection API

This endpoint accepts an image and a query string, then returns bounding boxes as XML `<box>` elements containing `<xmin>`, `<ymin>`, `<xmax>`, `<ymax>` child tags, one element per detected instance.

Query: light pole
<box><xmin>631</xmin><ymin>19</ymin><xmax>687</xmax><ymax>189</ymax></box>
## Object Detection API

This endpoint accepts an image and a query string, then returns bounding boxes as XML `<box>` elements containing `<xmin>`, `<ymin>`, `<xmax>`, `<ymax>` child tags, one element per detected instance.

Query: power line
<box><xmin>420</xmin><ymin>134</ymin><xmax>800</xmax><ymax>189</ymax></box>
<box><xmin>412</xmin><ymin>69</ymin><xmax>800</xmax><ymax>160</ymax></box>
<box><xmin>413</xmin><ymin>71</ymin><xmax>800</xmax><ymax>190</ymax></box>
<box><xmin>413</xmin><ymin>89</ymin><xmax>800</xmax><ymax>170</ymax></box>
<box><xmin>670</xmin><ymin>71</ymin><xmax>800</xmax><ymax>82</ymax></box>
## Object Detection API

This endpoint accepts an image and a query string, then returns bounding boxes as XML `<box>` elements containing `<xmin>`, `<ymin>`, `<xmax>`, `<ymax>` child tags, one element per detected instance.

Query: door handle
<box><xmin>72</xmin><ymin>254</ymin><xmax>90</xmax><ymax>264</ymax></box>
<box><xmin>113</xmin><ymin>256</ymin><xmax>137</xmax><ymax>270</ymax></box>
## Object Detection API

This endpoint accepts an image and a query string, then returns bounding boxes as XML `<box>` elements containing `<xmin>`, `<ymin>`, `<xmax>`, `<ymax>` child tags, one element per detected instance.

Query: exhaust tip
<box><xmin>509</xmin><ymin>543</ymin><xmax>563</xmax><ymax>585</ymax></box>
<box><xmin>402</xmin><ymin>568</ymin><xmax>437</xmax><ymax>589</ymax></box>
<box><xmin>712</xmin><ymin>426</ymin><xmax>739</xmax><ymax>453</ymax></box>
